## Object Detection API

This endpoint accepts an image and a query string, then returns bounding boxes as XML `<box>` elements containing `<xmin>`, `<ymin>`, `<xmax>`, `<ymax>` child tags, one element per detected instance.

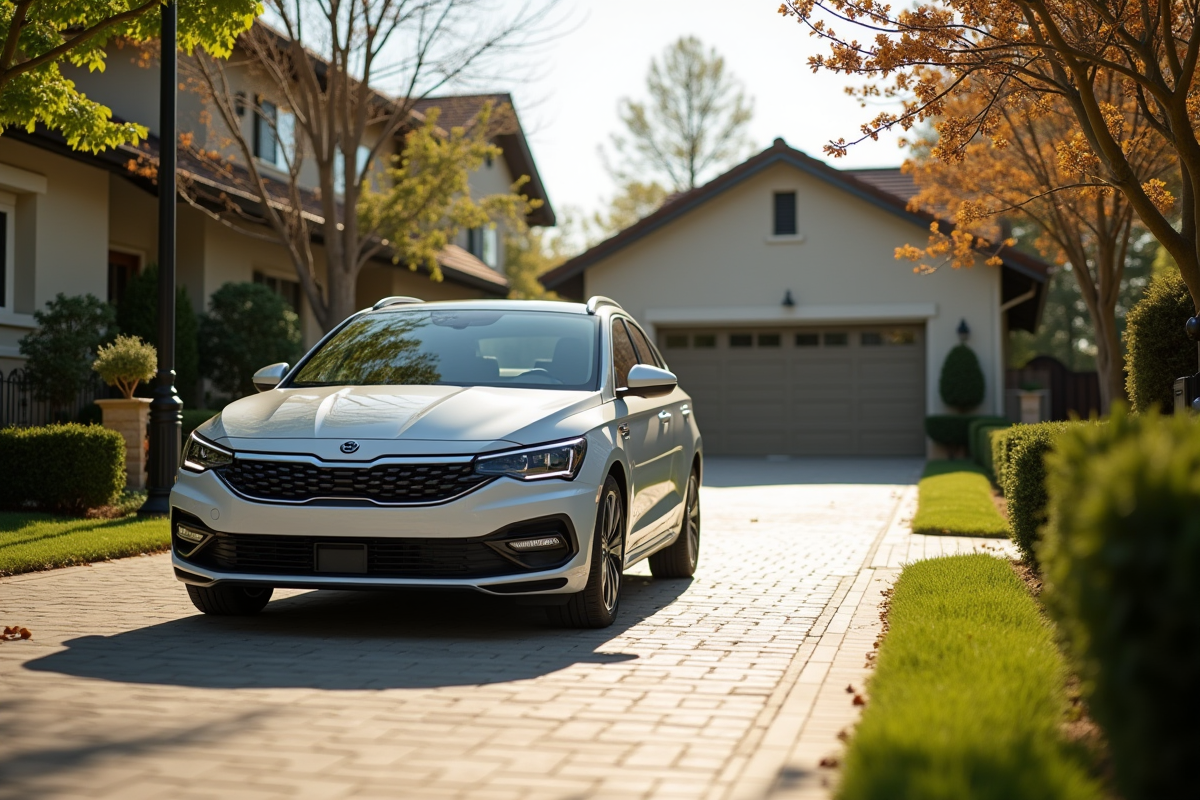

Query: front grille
<box><xmin>198</xmin><ymin>533</ymin><xmax>530</xmax><ymax>578</ymax></box>
<box><xmin>216</xmin><ymin>459</ymin><xmax>490</xmax><ymax>504</ymax></box>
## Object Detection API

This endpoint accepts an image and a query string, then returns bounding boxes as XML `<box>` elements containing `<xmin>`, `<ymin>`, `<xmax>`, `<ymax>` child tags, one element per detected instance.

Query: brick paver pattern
<box><xmin>0</xmin><ymin>458</ymin><xmax>922</xmax><ymax>800</ymax></box>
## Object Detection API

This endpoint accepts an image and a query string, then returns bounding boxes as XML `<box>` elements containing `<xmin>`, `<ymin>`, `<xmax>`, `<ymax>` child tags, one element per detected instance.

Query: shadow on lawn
<box><xmin>25</xmin><ymin>574</ymin><xmax>689</xmax><ymax>690</ymax></box>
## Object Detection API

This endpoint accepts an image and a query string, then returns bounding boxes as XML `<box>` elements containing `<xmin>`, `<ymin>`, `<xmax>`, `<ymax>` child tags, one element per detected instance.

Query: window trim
<box><xmin>0</xmin><ymin>197</ymin><xmax>14</xmax><ymax>311</ymax></box>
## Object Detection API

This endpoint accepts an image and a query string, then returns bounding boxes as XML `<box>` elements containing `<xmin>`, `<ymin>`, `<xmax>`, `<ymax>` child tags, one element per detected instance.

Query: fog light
<box><xmin>176</xmin><ymin>526</ymin><xmax>206</xmax><ymax>544</ymax></box>
<box><xmin>508</xmin><ymin>536</ymin><xmax>564</xmax><ymax>551</ymax></box>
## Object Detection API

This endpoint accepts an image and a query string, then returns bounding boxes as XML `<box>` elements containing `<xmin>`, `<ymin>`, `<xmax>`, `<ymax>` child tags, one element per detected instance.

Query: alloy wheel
<box><xmin>685</xmin><ymin>475</ymin><xmax>700</xmax><ymax>567</ymax></box>
<box><xmin>599</xmin><ymin>489</ymin><xmax>624</xmax><ymax>612</ymax></box>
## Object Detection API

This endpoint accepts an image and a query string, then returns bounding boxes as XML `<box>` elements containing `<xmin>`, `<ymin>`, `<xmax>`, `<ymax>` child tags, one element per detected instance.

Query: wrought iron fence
<box><xmin>0</xmin><ymin>368</ymin><xmax>109</xmax><ymax>428</ymax></box>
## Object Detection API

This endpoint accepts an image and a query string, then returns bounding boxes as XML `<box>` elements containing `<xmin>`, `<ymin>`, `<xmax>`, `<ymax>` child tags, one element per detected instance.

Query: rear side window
<box><xmin>612</xmin><ymin>319</ymin><xmax>638</xmax><ymax>389</ymax></box>
<box><xmin>625</xmin><ymin>321</ymin><xmax>662</xmax><ymax>367</ymax></box>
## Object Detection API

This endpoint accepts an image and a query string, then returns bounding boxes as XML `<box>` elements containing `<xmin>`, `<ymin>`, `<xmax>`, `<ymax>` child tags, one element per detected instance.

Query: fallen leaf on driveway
<box><xmin>819</xmin><ymin>756</ymin><xmax>840</xmax><ymax>768</ymax></box>
<box><xmin>2</xmin><ymin>626</ymin><xmax>32</xmax><ymax>641</ymax></box>
<box><xmin>852</xmin><ymin>694</ymin><xmax>866</xmax><ymax>706</ymax></box>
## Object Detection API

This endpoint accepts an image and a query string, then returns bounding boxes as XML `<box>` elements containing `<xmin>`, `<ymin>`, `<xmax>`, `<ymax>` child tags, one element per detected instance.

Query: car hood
<box><xmin>201</xmin><ymin>385</ymin><xmax>604</xmax><ymax>454</ymax></box>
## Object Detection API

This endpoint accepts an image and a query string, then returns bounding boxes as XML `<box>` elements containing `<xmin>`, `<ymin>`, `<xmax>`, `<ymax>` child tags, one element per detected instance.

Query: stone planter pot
<box><xmin>1017</xmin><ymin>390</ymin><xmax>1048</xmax><ymax>424</ymax></box>
<box><xmin>95</xmin><ymin>398</ymin><xmax>152</xmax><ymax>491</ymax></box>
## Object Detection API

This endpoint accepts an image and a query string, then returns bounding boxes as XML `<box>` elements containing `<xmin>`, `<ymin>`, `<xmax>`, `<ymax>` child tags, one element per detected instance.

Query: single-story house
<box><xmin>540</xmin><ymin>138</ymin><xmax>1051</xmax><ymax>457</ymax></box>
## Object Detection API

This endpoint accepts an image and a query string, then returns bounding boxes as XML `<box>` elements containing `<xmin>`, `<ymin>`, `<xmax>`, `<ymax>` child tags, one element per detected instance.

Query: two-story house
<box><xmin>0</xmin><ymin>27</ymin><xmax>554</xmax><ymax>374</ymax></box>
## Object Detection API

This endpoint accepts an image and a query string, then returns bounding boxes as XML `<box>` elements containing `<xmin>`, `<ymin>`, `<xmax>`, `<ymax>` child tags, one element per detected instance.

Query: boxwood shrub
<box><xmin>1042</xmin><ymin>411</ymin><xmax>1200</xmax><ymax>800</ymax></box>
<box><xmin>1124</xmin><ymin>269</ymin><xmax>1195</xmax><ymax>413</ymax></box>
<box><xmin>0</xmin><ymin>424</ymin><xmax>125</xmax><ymax>513</ymax></box>
<box><xmin>966</xmin><ymin>416</ymin><xmax>1010</xmax><ymax>476</ymax></box>
<box><xmin>1002</xmin><ymin>421</ymin><xmax>1078</xmax><ymax>565</ymax></box>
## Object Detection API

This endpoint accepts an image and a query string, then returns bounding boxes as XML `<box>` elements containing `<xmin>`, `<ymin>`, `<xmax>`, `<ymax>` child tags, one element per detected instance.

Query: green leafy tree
<box><xmin>939</xmin><ymin>344</ymin><xmax>985</xmax><ymax>412</ymax></box>
<box><xmin>199</xmin><ymin>282</ymin><xmax>301</xmax><ymax>399</ymax></box>
<box><xmin>605</xmin><ymin>36</ymin><xmax>753</xmax><ymax>192</ymax></box>
<box><xmin>0</xmin><ymin>0</ymin><xmax>259</xmax><ymax>151</ymax></box>
<box><xmin>115</xmin><ymin>263</ymin><xmax>199</xmax><ymax>406</ymax></box>
<box><xmin>18</xmin><ymin>293</ymin><xmax>116</xmax><ymax>409</ymax></box>
<box><xmin>589</xmin><ymin>181</ymin><xmax>669</xmax><ymax>240</ymax></box>
<box><xmin>92</xmin><ymin>334</ymin><xmax>156</xmax><ymax>398</ymax></box>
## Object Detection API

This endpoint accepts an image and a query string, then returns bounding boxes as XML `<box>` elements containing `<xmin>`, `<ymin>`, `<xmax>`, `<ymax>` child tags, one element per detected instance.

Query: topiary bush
<box><xmin>92</xmin><ymin>335</ymin><xmax>157</xmax><ymax>399</ymax></box>
<box><xmin>924</xmin><ymin>414</ymin><xmax>976</xmax><ymax>454</ymax></box>
<box><xmin>1041</xmin><ymin>411</ymin><xmax>1200</xmax><ymax>800</ymax></box>
<box><xmin>1124</xmin><ymin>269</ymin><xmax>1195</xmax><ymax>413</ymax></box>
<box><xmin>18</xmin><ymin>294</ymin><xmax>116</xmax><ymax>411</ymax></box>
<box><xmin>116</xmin><ymin>264</ymin><xmax>200</xmax><ymax>407</ymax></box>
<box><xmin>1003</xmin><ymin>421</ymin><xmax>1078</xmax><ymax>565</ymax></box>
<box><xmin>939</xmin><ymin>344</ymin><xmax>986</xmax><ymax>411</ymax></box>
<box><xmin>0</xmin><ymin>424</ymin><xmax>125</xmax><ymax>513</ymax></box>
<box><xmin>199</xmin><ymin>282</ymin><xmax>303</xmax><ymax>399</ymax></box>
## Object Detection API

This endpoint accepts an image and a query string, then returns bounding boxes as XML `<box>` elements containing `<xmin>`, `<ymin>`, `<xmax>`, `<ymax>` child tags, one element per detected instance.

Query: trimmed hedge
<box><xmin>1000</xmin><ymin>421</ymin><xmax>1077</xmax><ymax>565</ymax></box>
<box><xmin>990</xmin><ymin>427</ymin><xmax>1019</xmax><ymax>490</ymax></box>
<box><xmin>925</xmin><ymin>414</ymin><xmax>974</xmax><ymax>451</ymax></box>
<box><xmin>966</xmin><ymin>415</ymin><xmax>1010</xmax><ymax>475</ymax></box>
<box><xmin>1124</xmin><ymin>269</ymin><xmax>1195</xmax><ymax>413</ymax></box>
<box><xmin>0</xmin><ymin>424</ymin><xmax>125</xmax><ymax>514</ymax></box>
<box><xmin>1042</xmin><ymin>411</ymin><xmax>1200</xmax><ymax>800</ymax></box>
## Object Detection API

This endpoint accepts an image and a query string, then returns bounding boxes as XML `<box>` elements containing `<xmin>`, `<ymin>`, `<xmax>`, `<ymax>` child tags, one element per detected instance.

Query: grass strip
<box><xmin>838</xmin><ymin>554</ymin><xmax>1100</xmax><ymax>800</ymax></box>
<box><xmin>911</xmin><ymin>460</ymin><xmax>1008</xmax><ymax>537</ymax></box>
<box><xmin>0</xmin><ymin>512</ymin><xmax>170</xmax><ymax>576</ymax></box>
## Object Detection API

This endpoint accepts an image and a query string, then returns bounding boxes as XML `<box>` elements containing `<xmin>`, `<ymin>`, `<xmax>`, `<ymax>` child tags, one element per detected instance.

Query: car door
<box><xmin>612</xmin><ymin>317</ymin><xmax>677</xmax><ymax>553</ymax></box>
<box><xmin>625</xmin><ymin>320</ymin><xmax>688</xmax><ymax>527</ymax></box>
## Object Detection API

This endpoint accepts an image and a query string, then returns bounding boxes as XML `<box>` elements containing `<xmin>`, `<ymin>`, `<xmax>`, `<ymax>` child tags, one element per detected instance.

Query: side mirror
<box><xmin>252</xmin><ymin>362</ymin><xmax>290</xmax><ymax>392</ymax></box>
<box><xmin>619</xmin><ymin>364</ymin><xmax>678</xmax><ymax>398</ymax></box>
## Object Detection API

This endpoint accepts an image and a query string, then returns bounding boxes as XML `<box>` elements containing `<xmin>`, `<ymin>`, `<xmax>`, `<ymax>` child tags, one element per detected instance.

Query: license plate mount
<box><xmin>315</xmin><ymin>543</ymin><xmax>368</xmax><ymax>574</ymax></box>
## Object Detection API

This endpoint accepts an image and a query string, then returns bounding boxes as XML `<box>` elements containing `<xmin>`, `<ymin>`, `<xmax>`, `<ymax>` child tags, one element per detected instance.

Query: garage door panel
<box><xmin>661</xmin><ymin>326</ymin><xmax>925</xmax><ymax>456</ymax></box>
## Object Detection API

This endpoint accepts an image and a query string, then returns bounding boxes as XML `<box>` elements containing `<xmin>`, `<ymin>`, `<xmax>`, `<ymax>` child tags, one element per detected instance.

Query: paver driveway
<box><xmin>0</xmin><ymin>457</ymin><xmax>922</xmax><ymax>800</ymax></box>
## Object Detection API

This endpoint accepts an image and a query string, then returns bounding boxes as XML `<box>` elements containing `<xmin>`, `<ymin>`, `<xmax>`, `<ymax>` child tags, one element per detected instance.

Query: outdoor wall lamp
<box><xmin>782</xmin><ymin>290</ymin><xmax>796</xmax><ymax>308</ymax></box>
<box><xmin>957</xmin><ymin>318</ymin><xmax>971</xmax><ymax>342</ymax></box>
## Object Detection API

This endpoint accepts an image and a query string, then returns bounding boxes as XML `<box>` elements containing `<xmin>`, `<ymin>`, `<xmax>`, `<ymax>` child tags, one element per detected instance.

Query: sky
<box><xmin>468</xmin><ymin>0</ymin><xmax>907</xmax><ymax>222</ymax></box>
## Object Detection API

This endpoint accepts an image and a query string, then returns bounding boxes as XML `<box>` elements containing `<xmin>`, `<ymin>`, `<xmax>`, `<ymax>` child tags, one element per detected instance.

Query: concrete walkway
<box><xmin>0</xmin><ymin>457</ymin><xmax>1012</xmax><ymax>799</ymax></box>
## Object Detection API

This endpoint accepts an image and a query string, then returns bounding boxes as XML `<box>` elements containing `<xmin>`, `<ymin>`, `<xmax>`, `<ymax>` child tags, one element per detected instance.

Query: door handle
<box><xmin>680</xmin><ymin>404</ymin><xmax>691</xmax><ymax>417</ymax></box>
<box><xmin>618</xmin><ymin>423</ymin><xmax>630</xmax><ymax>439</ymax></box>
<box><xmin>658</xmin><ymin>410</ymin><xmax>672</xmax><ymax>421</ymax></box>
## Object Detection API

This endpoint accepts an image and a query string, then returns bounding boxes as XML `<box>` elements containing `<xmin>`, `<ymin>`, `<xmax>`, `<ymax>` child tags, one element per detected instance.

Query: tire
<box><xmin>186</xmin><ymin>583</ymin><xmax>274</xmax><ymax>616</ymax></box>
<box><xmin>649</xmin><ymin>470</ymin><xmax>700</xmax><ymax>579</ymax></box>
<box><xmin>547</xmin><ymin>475</ymin><xmax>625</xmax><ymax>629</ymax></box>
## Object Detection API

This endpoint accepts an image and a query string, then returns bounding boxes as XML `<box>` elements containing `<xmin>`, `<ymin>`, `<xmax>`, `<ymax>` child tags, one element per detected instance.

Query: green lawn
<box><xmin>837</xmin><ymin>554</ymin><xmax>1100</xmax><ymax>800</ymax></box>
<box><xmin>0</xmin><ymin>511</ymin><xmax>170</xmax><ymax>576</ymax></box>
<box><xmin>911</xmin><ymin>460</ymin><xmax>1008</xmax><ymax>537</ymax></box>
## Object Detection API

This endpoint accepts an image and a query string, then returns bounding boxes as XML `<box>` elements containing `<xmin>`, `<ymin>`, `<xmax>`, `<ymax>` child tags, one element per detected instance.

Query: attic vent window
<box><xmin>773</xmin><ymin>192</ymin><xmax>797</xmax><ymax>235</ymax></box>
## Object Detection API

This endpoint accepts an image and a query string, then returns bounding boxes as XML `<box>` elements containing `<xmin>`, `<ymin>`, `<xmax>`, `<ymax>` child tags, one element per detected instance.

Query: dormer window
<box><xmin>773</xmin><ymin>191</ymin><xmax>797</xmax><ymax>236</ymax></box>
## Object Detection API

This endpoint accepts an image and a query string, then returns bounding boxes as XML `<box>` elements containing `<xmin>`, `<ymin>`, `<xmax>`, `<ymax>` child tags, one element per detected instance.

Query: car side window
<box><xmin>612</xmin><ymin>319</ymin><xmax>638</xmax><ymax>389</ymax></box>
<box><xmin>625</xmin><ymin>322</ymin><xmax>662</xmax><ymax>367</ymax></box>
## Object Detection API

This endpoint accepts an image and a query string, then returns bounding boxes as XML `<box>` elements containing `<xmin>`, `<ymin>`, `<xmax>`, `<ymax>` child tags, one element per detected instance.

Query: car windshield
<box><xmin>290</xmin><ymin>309</ymin><xmax>601</xmax><ymax>390</ymax></box>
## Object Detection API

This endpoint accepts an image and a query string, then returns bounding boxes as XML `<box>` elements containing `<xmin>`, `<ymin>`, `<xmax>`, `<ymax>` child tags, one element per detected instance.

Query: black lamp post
<box><xmin>139</xmin><ymin>0</ymin><xmax>183</xmax><ymax>517</ymax></box>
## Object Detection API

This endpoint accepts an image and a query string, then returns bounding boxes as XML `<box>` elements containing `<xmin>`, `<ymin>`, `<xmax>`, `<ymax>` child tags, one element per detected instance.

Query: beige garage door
<box><xmin>660</xmin><ymin>326</ymin><xmax>926</xmax><ymax>456</ymax></box>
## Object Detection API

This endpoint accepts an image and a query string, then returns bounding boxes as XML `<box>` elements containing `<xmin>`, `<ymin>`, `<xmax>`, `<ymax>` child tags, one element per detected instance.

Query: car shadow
<box><xmin>702</xmin><ymin>456</ymin><xmax>924</xmax><ymax>487</ymax></box>
<box><xmin>25</xmin><ymin>575</ymin><xmax>690</xmax><ymax>690</ymax></box>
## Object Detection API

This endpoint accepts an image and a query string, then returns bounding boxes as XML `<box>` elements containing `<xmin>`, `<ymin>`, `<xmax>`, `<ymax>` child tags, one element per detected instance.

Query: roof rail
<box><xmin>585</xmin><ymin>296</ymin><xmax>623</xmax><ymax>315</ymax></box>
<box><xmin>373</xmin><ymin>296</ymin><xmax>424</xmax><ymax>310</ymax></box>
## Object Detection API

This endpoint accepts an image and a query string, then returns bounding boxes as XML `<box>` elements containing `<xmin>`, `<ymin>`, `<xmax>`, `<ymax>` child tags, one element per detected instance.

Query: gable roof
<box><xmin>540</xmin><ymin>138</ymin><xmax>1050</xmax><ymax>331</ymax></box>
<box><xmin>412</xmin><ymin>93</ymin><xmax>555</xmax><ymax>227</ymax></box>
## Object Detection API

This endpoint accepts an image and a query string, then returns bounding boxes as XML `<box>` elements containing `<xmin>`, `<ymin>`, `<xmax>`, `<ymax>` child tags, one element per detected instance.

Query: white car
<box><xmin>170</xmin><ymin>296</ymin><xmax>702</xmax><ymax>628</ymax></box>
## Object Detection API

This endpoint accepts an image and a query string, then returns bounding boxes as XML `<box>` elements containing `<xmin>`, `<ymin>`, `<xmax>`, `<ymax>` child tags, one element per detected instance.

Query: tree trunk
<box><xmin>1092</xmin><ymin>308</ymin><xmax>1124</xmax><ymax>414</ymax></box>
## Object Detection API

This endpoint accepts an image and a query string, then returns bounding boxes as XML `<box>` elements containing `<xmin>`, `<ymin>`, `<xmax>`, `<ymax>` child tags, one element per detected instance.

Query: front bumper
<box><xmin>169</xmin><ymin>459</ymin><xmax>603</xmax><ymax>595</ymax></box>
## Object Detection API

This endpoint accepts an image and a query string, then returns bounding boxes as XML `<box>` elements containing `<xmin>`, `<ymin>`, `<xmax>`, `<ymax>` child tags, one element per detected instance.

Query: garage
<box><xmin>659</xmin><ymin>326</ymin><xmax>926</xmax><ymax>456</ymax></box>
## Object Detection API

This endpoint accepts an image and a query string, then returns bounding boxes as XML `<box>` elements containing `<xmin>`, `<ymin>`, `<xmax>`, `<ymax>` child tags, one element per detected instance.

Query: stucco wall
<box><xmin>0</xmin><ymin>139</ymin><xmax>109</xmax><ymax>368</ymax></box>
<box><xmin>582</xmin><ymin>160</ymin><xmax>1005</xmax><ymax>417</ymax></box>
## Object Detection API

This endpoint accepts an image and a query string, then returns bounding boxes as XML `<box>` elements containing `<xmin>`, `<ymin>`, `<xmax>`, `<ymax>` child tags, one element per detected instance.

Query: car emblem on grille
<box><xmin>340</xmin><ymin>440</ymin><xmax>360</xmax><ymax>454</ymax></box>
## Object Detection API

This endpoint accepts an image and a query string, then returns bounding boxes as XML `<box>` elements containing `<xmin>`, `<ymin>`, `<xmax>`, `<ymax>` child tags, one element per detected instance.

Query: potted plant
<box><xmin>92</xmin><ymin>335</ymin><xmax>157</xmax><ymax>490</ymax></box>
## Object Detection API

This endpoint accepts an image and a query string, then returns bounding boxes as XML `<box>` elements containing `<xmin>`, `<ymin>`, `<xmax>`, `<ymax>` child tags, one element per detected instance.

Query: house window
<box><xmin>333</xmin><ymin>144</ymin><xmax>373</xmax><ymax>195</ymax></box>
<box><xmin>0</xmin><ymin>203</ymin><xmax>11</xmax><ymax>310</ymax></box>
<box><xmin>107</xmin><ymin>251</ymin><xmax>140</xmax><ymax>305</ymax></box>
<box><xmin>823</xmin><ymin>332</ymin><xmax>849</xmax><ymax>346</ymax></box>
<box><xmin>466</xmin><ymin>227</ymin><xmax>500</xmax><ymax>269</ymax></box>
<box><xmin>693</xmin><ymin>334</ymin><xmax>717</xmax><ymax>348</ymax></box>
<box><xmin>253</xmin><ymin>270</ymin><xmax>301</xmax><ymax>311</ymax></box>
<box><xmin>757</xmin><ymin>333</ymin><xmax>781</xmax><ymax>347</ymax></box>
<box><xmin>253</xmin><ymin>100</ymin><xmax>295</xmax><ymax>171</ymax></box>
<box><xmin>773</xmin><ymin>191</ymin><xmax>797</xmax><ymax>235</ymax></box>
<box><xmin>730</xmin><ymin>333</ymin><xmax>753</xmax><ymax>348</ymax></box>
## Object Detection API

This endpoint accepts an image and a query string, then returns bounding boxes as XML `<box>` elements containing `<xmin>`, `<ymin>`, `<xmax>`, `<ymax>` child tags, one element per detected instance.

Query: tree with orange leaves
<box><xmin>778</xmin><ymin>0</ymin><xmax>1200</xmax><ymax>324</ymax></box>
<box><xmin>898</xmin><ymin>75</ymin><xmax>1176</xmax><ymax>410</ymax></box>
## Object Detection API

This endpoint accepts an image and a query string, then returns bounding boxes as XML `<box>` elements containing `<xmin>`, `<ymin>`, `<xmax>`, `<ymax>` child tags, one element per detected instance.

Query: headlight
<box><xmin>181</xmin><ymin>432</ymin><xmax>234</xmax><ymax>472</ymax></box>
<box><xmin>475</xmin><ymin>438</ymin><xmax>586</xmax><ymax>481</ymax></box>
